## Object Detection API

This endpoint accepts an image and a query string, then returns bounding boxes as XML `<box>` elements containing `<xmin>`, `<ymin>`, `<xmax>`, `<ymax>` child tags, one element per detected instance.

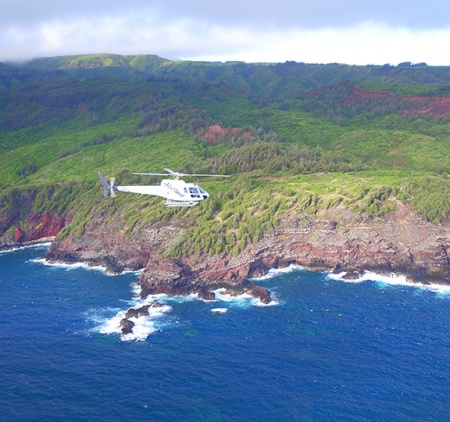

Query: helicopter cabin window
<box><xmin>189</xmin><ymin>187</ymin><xmax>200</xmax><ymax>198</ymax></box>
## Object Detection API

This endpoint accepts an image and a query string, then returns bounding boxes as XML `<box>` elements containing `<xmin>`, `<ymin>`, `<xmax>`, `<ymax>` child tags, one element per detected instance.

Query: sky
<box><xmin>1</xmin><ymin>0</ymin><xmax>450</xmax><ymax>65</ymax></box>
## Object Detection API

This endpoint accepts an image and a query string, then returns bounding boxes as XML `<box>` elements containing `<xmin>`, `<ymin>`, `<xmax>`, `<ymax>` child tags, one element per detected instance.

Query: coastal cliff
<box><xmin>3</xmin><ymin>193</ymin><xmax>450</xmax><ymax>337</ymax></box>
<box><xmin>42</xmin><ymin>199</ymin><xmax>450</xmax><ymax>297</ymax></box>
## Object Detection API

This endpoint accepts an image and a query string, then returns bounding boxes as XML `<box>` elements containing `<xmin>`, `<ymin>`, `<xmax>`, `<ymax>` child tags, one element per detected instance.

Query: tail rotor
<box><xmin>98</xmin><ymin>172</ymin><xmax>117</xmax><ymax>197</ymax></box>
<box><xmin>109</xmin><ymin>177</ymin><xmax>116</xmax><ymax>197</ymax></box>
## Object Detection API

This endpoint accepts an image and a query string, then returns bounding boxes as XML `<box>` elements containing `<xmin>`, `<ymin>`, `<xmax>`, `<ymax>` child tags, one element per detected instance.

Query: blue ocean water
<box><xmin>1</xmin><ymin>245</ymin><xmax>450</xmax><ymax>421</ymax></box>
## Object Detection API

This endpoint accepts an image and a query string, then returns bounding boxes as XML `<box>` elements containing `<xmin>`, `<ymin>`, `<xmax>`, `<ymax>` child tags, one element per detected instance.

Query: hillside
<box><xmin>2</xmin><ymin>54</ymin><xmax>450</xmax><ymax>323</ymax></box>
<box><xmin>2</xmin><ymin>55</ymin><xmax>450</xmax><ymax>199</ymax></box>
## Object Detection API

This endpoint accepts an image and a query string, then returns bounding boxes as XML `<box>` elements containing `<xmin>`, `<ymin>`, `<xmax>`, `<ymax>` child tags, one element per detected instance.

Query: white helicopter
<box><xmin>98</xmin><ymin>168</ymin><xmax>229</xmax><ymax>207</ymax></box>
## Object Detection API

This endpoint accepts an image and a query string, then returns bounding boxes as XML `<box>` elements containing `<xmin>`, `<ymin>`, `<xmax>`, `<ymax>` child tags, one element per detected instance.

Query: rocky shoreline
<box><xmin>3</xmin><ymin>201</ymin><xmax>450</xmax><ymax>336</ymax></box>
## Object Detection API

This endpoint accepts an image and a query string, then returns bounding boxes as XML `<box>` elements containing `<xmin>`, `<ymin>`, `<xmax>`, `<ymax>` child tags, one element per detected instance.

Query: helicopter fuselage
<box><xmin>115</xmin><ymin>178</ymin><xmax>209</xmax><ymax>206</ymax></box>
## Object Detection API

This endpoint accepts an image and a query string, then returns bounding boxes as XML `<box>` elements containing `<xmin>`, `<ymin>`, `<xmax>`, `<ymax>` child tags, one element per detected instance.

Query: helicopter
<box><xmin>98</xmin><ymin>168</ymin><xmax>229</xmax><ymax>207</ymax></box>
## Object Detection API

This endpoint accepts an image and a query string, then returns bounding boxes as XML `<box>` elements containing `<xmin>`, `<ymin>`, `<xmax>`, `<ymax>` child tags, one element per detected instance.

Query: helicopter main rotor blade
<box><xmin>163</xmin><ymin>168</ymin><xmax>178</xmax><ymax>176</ymax></box>
<box><xmin>133</xmin><ymin>172</ymin><xmax>170</xmax><ymax>176</ymax></box>
<box><xmin>133</xmin><ymin>170</ymin><xmax>230</xmax><ymax>178</ymax></box>
<box><xmin>163</xmin><ymin>168</ymin><xmax>229</xmax><ymax>177</ymax></box>
<box><xmin>181</xmin><ymin>173</ymin><xmax>230</xmax><ymax>178</ymax></box>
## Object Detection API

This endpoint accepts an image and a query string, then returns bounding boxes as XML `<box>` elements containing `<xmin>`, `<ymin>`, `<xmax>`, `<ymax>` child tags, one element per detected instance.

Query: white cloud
<box><xmin>182</xmin><ymin>23</ymin><xmax>450</xmax><ymax>66</ymax></box>
<box><xmin>1</xmin><ymin>8</ymin><xmax>450</xmax><ymax>65</ymax></box>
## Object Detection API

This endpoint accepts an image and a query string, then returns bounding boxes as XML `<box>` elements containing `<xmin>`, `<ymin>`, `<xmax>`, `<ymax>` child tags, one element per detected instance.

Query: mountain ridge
<box><xmin>9</xmin><ymin>53</ymin><xmax>450</xmax><ymax>97</ymax></box>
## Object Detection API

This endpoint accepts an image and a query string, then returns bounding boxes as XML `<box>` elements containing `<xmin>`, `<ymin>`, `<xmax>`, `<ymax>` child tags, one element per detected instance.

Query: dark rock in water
<box><xmin>124</xmin><ymin>303</ymin><xmax>162</xmax><ymax>318</ymax></box>
<box><xmin>120</xmin><ymin>318</ymin><xmax>135</xmax><ymax>335</ymax></box>
<box><xmin>342</xmin><ymin>271</ymin><xmax>363</xmax><ymax>280</ymax></box>
<box><xmin>125</xmin><ymin>305</ymin><xmax>150</xmax><ymax>319</ymax></box>
<box><xmin>122</xmin><ymin>302</ymin><xmax>165</xmax><ymax>332</ymax></box>
<box><xmin>198</xmin><ymin>289</ymin><xmax>216</xmax><ymax>301</ymax></box>
<box><xmin>245</xmin><ymin>284</ymin><xmax>272</xmax><ymax>304</ymax></box>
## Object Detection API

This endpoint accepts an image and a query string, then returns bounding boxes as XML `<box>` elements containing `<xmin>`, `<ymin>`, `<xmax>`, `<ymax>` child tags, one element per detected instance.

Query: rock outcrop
<box><xmin>119</xmin><ymin>303</ymin><xmax>165</xmax><ymax>335</ymax></box>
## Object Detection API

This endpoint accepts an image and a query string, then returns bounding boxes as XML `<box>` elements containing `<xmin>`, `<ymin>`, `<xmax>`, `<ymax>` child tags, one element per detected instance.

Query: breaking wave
<box><xmin>211</xmin><ymin>308</ymin><xmax>228</xmax><ymax>314</ymax></box>
<box><xmin>31</xmin><ymin>258</ymin><xmax>107</xmax><ymax>273</ymax></box>
<box><xmin>212</xmin><ymin>288</ymin><xmax>280</xmax><ymax>307</ymax></box>
<box><xmin>30</xmin><ymin>257</ymin><xmax>143</xmax><ymax>277</ymax></box>
<box><xmin>0</xmin><ymin>242</ymin><xmax>51</xmax><ymax>254</ymax></box>
<box><xmin>251</xmin><ymin>264</ymin><xmax>304</xmax><ymax>281</ymax></box>
<box><xmin>88</xmin><ymin>284</ymin><xmax>175</xmax><ymax>342</ymax></box>
<box><xmin>328</xmin><ymin>270</ymin><xmax>450</xmax><ymax>296</ymax></box>
<box><xmin>90</xmin><ymin>303</ymin><xmax>173</xmax><ymax>342</ymax></box>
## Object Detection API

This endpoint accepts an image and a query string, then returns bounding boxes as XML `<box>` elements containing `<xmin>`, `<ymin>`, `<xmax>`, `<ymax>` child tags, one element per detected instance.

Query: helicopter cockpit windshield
<box><xmin>184</xmin><ymin>184</ymin><xmax>209</xmax><ymax>199</ymax></box>
<box><xmin>197</xmin><ymin>186</ymin><xmax>208</xmax><ymax>199</ymax></box>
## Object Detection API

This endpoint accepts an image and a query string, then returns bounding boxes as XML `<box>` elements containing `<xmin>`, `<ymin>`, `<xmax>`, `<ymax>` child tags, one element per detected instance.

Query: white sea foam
<box><xmin>121</xmin><ymin>319</ymin><xmax>157</xmax><ymax>342</ymax></box>
<box><xmin>251</xmin><ymin>264</ymin><xmax>304</xmax><ymax>281</ymax></box>
<box><xmin>131</xmin><ymin>284</ymin><xmax>199</xmax><ymax>304</ymax></box>
<box><xmin>163</xmin><ymin>293</ymin><xmax>200</xmax><ymax>303</ymax></box>
<box><xmin>30</xmin><ymin>257</ymin><xmax>144</xmax><ymax>277</ymax></box>
<box><xmin>93</xmin><ymin>302</ymin><xmax>173</xmax><ymax>342</ymax></box>
<box><xmin>94</xmin><ymin>283</ymin><xmax>174</xmax><ymax>341</ymax></box>
<box><xmin>30</xmin><ymin>258</ymin><xmax>110</xmax><ymax>273</ymax></box>
<box><xmin>211</xmin><ymin>308</ymin><xmax>228</xmax><ymax>314</ymax></box>
<box><xmin>123</xmin><ymin>268</ymin><xmax>144</xmax><ymax>275</ymax></box>
<box><xmin>328</xmin><ymin>270</ymin><xmax>450</xmax><ymax>295</ymax></box>
<box><xmin>97</xmin><ymin>310</ymin><xmax>127</xmax><ymax>335</ymax></box>
<box><xmin>212</xmin><ymin>288</ymin><xmax>279</xmax><ymax>307</ymax></box>
<box><xmin>0</xmin><ymin>248</ymin><xmax>15</xmax><ymax>255</ymax></box>
<box><xmin>0</xmin><ymin>242</ymin><xmax>52</xmax><ymax>254</ymax></box>
<box><xmin>211</xmin><ymin>308</ymin><xmax>228</xmax><ymax>313</ymax></box>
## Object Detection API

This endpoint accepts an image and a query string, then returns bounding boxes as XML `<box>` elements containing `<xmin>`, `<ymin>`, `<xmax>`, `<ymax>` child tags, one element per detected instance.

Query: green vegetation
<box><xmin>2</xmin><ymin>55</ymin><xmax>450</xmax><ymax>253</ymax></box>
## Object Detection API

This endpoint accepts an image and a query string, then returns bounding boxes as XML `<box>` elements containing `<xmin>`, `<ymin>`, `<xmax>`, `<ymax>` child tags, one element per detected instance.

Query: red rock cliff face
<box><xmin>0</xmin><ymin>187</ymin><xmax>70</xmax><ymax>247</ymax></box>
<box><xmin>41</xmin><ymin>200</ymin><xmax>450</xmax><ymax>306</ymax></box>
<box><xmin>26</xmin><ymin>211</ymin><xmax>68</xmax><ymax>241</ymax></box>
<box><xmin>0</xmin><ymin>209</ymin><xmax>68</xmax><ymax>246</ymax></box>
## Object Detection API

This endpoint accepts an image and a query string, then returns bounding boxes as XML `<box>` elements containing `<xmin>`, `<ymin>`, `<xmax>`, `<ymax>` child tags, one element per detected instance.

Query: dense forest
<box><xmin>2</xmin><ymin>54</ymin><xmax>450</xmax><ymax>253</ymax></box>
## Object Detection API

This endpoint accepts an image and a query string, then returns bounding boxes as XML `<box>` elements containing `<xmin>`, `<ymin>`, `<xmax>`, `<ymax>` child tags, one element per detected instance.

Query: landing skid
<box><xmin>164</xmin><ymin>199</ymin><xmax>198</xmax><ymax>207</ymax></box>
